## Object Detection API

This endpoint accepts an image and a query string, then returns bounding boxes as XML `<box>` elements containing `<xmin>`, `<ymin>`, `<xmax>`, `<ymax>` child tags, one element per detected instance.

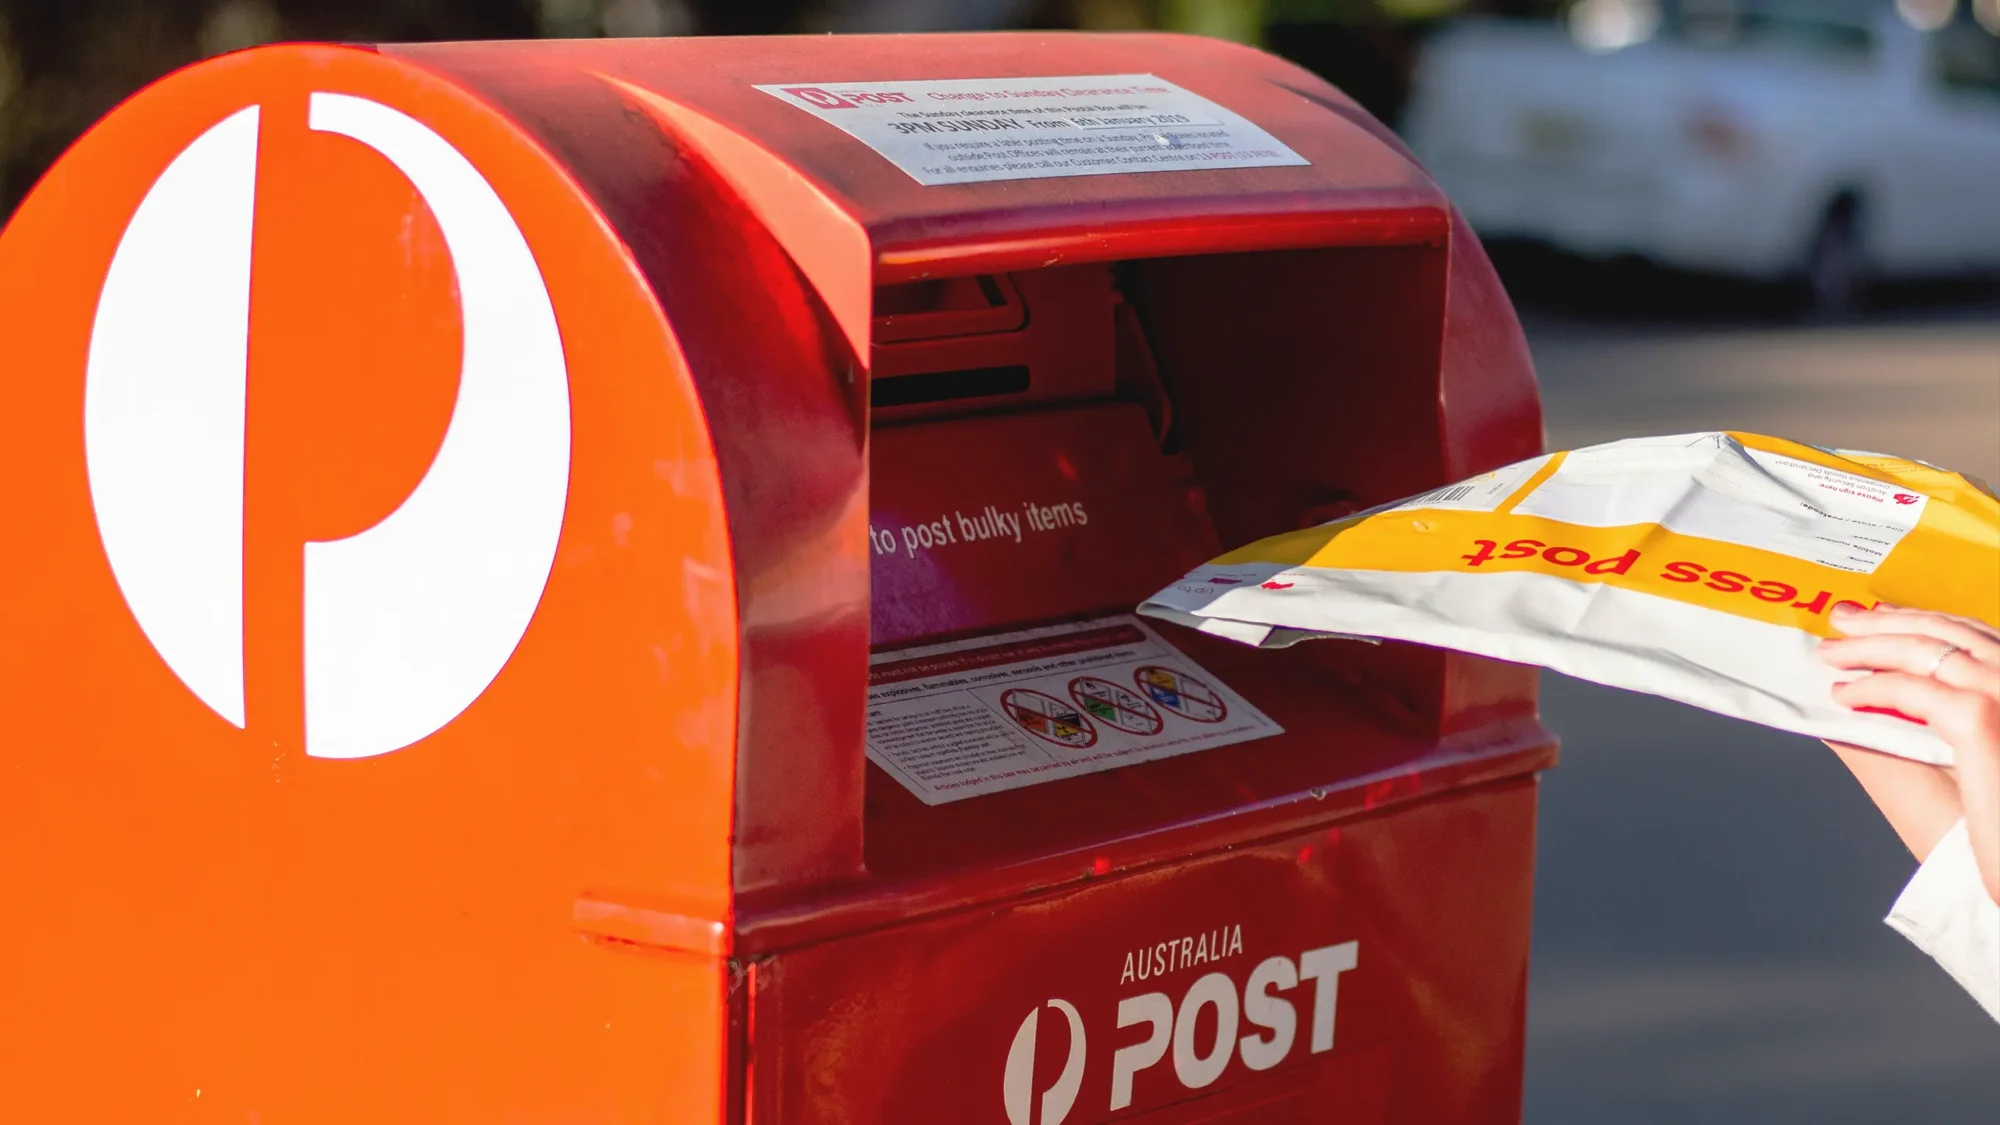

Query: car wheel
<box><xmin>1801</xmin><ymin>203</ymin><xmax>1868</xmax><ymax>321</ymax></box>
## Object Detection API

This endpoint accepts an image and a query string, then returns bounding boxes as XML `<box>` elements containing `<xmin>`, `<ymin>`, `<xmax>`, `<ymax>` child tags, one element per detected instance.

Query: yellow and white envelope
<box><xmin>1140</xmin><ymin>432</ymin><xmax>2000</xmax><ymax>765</ymax></box>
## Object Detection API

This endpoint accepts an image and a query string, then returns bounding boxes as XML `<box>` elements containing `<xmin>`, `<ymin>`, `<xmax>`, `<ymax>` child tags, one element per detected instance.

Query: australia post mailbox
<box><xmin>0</xmin><ymin>31</ymin><xmax>1553</xmax><ymax>1125</ymax></box>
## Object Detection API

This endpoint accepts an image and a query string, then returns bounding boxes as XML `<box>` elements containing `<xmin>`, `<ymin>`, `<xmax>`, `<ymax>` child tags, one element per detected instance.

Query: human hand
<box><xmin>1819</xmin><ymin>604</ymin><xmax>2000</xmax><ymax>905</ymax></box>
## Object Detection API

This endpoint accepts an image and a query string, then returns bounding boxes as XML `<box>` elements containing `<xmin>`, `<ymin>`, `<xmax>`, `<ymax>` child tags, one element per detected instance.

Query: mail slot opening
<box><xmin>865</xmin><ymin>241</ymin><xmax>1465</xmax><ymax>876</ymax></box>
<box><xmin>869</xmin><ymin>244</ymin><xmax>1452</xmax><ymax>641</ymax></box>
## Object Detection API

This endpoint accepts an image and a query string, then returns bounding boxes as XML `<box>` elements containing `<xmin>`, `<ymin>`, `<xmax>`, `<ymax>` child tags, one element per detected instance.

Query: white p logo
<box><xmin>83</xmin><ymin>94</ymin><xmax>571</xmax><ymax>760</ymax></box>
<box><xmin>1003</xmin><ymin>998</ymin><xmax>1087</xmax><ymax>1125</ymax></box>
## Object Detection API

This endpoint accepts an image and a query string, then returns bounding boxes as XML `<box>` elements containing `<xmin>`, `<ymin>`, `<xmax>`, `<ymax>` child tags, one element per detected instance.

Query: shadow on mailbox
<box><xmin>0</xmin><ymin>31</ymin><xmax>1555</xmax><ymax>1125</ymax></box>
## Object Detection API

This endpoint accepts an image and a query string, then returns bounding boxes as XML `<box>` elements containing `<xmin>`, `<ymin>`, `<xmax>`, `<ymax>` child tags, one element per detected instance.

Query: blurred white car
<box><xmin>1403</xmin><ymin>0</ymin><xmax>2000</xmax><ymax>313</ymax></box>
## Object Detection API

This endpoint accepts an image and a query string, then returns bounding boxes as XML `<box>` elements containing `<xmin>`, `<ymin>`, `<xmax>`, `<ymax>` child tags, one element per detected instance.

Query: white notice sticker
<box><xmin>867</xmin><ymin>615</ymin><xmax>1283</xmax><ymax>804</ymax></box>
<box><xmin>754</xmin><ymin>74</ymin><xmax>1309</xmax><ymax>185</ymax></box>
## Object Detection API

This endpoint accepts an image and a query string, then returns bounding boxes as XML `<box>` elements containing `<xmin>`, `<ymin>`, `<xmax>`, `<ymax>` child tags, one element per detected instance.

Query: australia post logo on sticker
<box><xmin>780</xmin><ymin>86</ymin><xmax>854</xmax><ymax>109</ymax></box>
<box><xmin>777</xmin><ymin>86</ymin><xmax>917</xmax><ymax>109</ymax></box>
<box><xmin>754</xmin><ymin>73</ymin><xmax>1310</xmax><ymax>187</ymax></box>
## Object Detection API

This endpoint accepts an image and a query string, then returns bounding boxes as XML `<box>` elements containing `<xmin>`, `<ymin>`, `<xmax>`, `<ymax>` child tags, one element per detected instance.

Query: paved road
<box><xmin>1518</xmin><ymin>297</ymin><xmax>2000</xmax><ymax>1122</ymax></box>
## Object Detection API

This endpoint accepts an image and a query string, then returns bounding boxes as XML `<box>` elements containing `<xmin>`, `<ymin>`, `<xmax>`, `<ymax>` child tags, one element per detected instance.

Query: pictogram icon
<box><xmin>1134</xmin><ymin>665</ymin><xmax>1227</xmax><ymax>723</ymax></box>
<box><xmin>1067</xmin><ymin>675</ymin><xmax>1164</xmax><ymax>736</ymax></box>
<box><xmin>1001</xmin><ymin>688</ymin><xmax>1098</xmax><ymax>748</ymax></box>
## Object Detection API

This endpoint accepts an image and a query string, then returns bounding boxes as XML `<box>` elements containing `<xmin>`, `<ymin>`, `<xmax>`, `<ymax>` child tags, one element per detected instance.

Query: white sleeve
<box><xmin>1885</xmin><ymin>819</ymin><xmax>2000</xmax><ymax>1024</ymax></box>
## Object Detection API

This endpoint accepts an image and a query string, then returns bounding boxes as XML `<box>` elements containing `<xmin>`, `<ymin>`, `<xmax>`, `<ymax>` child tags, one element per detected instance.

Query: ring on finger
<box><xmin>1924</xmin><ymin>643</ymin><xmax>1962</xmax><ymax>677</ymax></box>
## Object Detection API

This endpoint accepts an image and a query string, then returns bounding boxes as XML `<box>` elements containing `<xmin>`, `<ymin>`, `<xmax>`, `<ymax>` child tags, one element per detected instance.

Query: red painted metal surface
<box><xmin>869</xmin><ymin>404</ymin><xmax>1215</xmax><ymax>646</ymax></box>
<box><xmin>1</xmin><ymin>31</ymin><xmax>1551</xmax><ymax>1124</ymax></box>
<box><xmin>752</xmin><ymin>780</ymin><xmax>1541</xmax><ymax>1124</ymax></box>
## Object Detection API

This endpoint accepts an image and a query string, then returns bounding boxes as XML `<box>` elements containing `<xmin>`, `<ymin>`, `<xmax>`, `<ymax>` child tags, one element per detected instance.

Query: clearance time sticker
<box><xmin>756</xmin><ymin>74</ymin><xmax>1309</xmax><ymax>186</ymax></box>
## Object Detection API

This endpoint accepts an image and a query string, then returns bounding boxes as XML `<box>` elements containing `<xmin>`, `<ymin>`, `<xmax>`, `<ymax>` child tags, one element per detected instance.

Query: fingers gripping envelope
<box><xmin>1142</xmin><ymin>432</ymin><xmax>2000</xmax><ymax>766</ymax></box>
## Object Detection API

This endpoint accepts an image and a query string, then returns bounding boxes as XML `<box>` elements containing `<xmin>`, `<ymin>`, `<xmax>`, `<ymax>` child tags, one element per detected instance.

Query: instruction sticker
<box><xmin>755</xmin><ymin>74</ymin><xmax>1309</xmax><ymax>185</ymax></box>
<box><xmin>866</xmin><ymin>615</ymin><xmax>1282</xmax><ymax>804</ymax></box>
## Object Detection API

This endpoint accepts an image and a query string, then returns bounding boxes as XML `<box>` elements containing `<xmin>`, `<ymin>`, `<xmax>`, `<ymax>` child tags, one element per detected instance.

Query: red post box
<box><xmin>0</xmin><ymin>32</ymin><xmax>1551</xmax><ymax>1124</ymax></box>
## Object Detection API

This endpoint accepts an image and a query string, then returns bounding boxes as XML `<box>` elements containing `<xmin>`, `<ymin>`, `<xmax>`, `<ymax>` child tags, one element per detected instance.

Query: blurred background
<box><xmin>3</xmin><ymin>0</ymin><xmax>1995</xmax><ymax>1119</ymax></box>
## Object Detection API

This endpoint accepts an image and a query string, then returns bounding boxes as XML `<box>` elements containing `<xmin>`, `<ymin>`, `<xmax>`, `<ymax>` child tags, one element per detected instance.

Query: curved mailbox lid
<box><xmin>388</xmin><ymin>33</ymin><xmax>1454</xmax><ymax>357</ymax></box>
<box><xmin>390</xmin><ymin>30</ymin><xmax>1539</xmax><ymax>548</ymax></box>
<box><xmin>391</xmin><ymin>31</ymin><xmax>1450</xmax><ymax>247</ymax></box>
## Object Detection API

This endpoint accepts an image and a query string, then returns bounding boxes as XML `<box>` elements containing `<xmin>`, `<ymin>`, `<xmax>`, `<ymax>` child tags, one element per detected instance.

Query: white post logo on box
<box><xmin>999</xmin><ymin>936</ymin><xmax>1359</xmax><ymax>1121</ymax></box>
<box><xmin>83</xmin><ymin>94</ymin><xmax>571</xmax><ymax>760</ymax></box>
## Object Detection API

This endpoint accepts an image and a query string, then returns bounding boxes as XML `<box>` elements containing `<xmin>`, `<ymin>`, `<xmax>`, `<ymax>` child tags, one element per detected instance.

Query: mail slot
<box><xmin>0</xmin><ymin>32</ymin><xmax>1553</xmax><ymax>1124</ymax></box>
